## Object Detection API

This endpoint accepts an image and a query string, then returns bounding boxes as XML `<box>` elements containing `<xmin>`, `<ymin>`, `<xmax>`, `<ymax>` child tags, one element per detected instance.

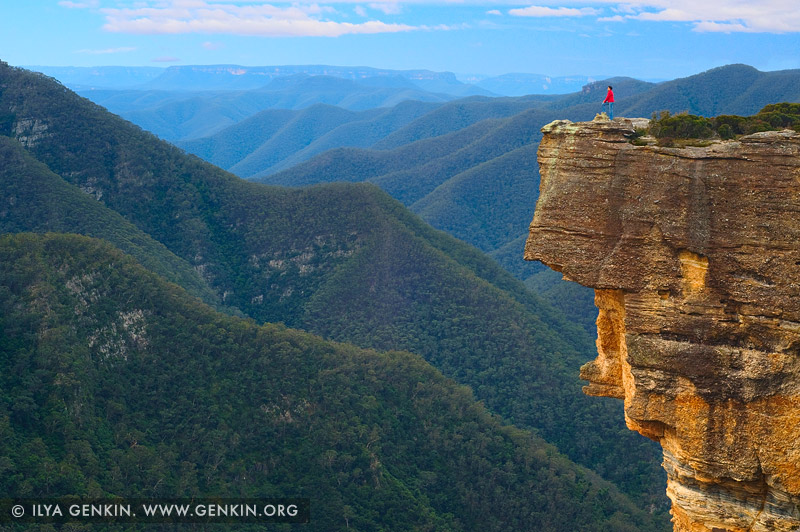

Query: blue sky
<box><xmin>2</xmin><ymin>0</ymin><xmax>800</xmax><ymax>79</ymax></box>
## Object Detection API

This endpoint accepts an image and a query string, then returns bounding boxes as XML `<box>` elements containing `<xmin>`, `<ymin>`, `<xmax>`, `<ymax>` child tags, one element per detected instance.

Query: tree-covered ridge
<box><xmin>0</xmin><ymin>61</ymin><xmax>668</xmax><ymax>518</ymax></box>
<box><xmin>0</xmin><ymin>135</ymin><xmax>219</xmax><ymax>307</ymax></box>
<box><xmin>177</xmin><ymin>100</ymin><xmax>442</xmax><ymax>177</ymax></box>
<box><xmin>0</xmin><ymin>232</ymin><xmax>666</xmax><ymax>531</ymax></box>
<box><xmin>620</xmin><ymin>64</ymin><xmax>800</xmax><ymax>118</ymax></box>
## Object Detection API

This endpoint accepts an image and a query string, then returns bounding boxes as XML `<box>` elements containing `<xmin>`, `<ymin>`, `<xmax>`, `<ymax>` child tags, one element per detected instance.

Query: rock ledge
<box><xmin>526</xmin><ymin>118</ymin><xmax>800</xmax><ymax>532</ymax></box>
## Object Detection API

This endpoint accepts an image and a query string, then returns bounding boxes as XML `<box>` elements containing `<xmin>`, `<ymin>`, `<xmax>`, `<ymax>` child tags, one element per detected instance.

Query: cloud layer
<box><xmin>507</xmin><ymin>1</ymin><xmax>800</xmax><ymax>33</ymax></box>
<box><xmin>96</xmin><ymin>1</ymin><xmax>418</xmax><ymax>37</ymax></box>
<box><xmin>65</xmin><ymin>1</ymin><xmax>800</xmax><ymax>36</ymax></box>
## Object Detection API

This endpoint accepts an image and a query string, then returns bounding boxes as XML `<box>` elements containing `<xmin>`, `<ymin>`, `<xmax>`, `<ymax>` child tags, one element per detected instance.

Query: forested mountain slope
<box><xmin>0</xmin><ymin>135</ymin><xmax>218</xmax><ymax>307</ymax></box>
<box><xmin>0</xmin><ymin>232</ymin><xmax>667</xmax><ymax>531</ymax></box>
<box><xmin>0</xmin><ymin>61</ymin><xmax>669</xmax><ymax>518</ymax></box>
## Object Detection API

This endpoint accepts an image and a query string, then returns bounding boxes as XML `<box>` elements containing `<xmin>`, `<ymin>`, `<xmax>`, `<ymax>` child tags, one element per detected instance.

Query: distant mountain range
<box><xmin>31</xmin><ymin>63</ymin><xmax>494</xmax><ymax>94</ymax></box>
<box><xmin>25</xmin><ymin>64</ymin><xmax>166</xmax><ymax>88</ymax></box>
<box><xmin>471</xmin><ymin>72</ymin><xmax>600</xmax><ymax>96</ymax></box>
<box><xmin>85</xmin><ymin>75</ymin><xmax>460</xmax><ymax>140</ymax></box>
<box><xmin>28</xmin><ymin>64</ymin><xmax>500</xmax><ymax>141</ymax></box>
<box><xmin>37</xmin><ymin>64</ymin><xmax>796</xmax><ymax>145</ymax></box>
<box><xmin>31</xmin><ymin>63</ymin><xmax>604</xmax><ymax>95</ymax></box>
<box><xmin>27</xmin><ymin>64</ymin><xmax>614</xmax><ymax>141</ymax></box>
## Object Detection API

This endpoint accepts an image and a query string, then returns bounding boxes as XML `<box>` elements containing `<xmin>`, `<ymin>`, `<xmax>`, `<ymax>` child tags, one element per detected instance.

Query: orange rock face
<box><xmin>525</xmin><ymin>118</ymin><xmax>800</xmax><ymax>532</ymax></box>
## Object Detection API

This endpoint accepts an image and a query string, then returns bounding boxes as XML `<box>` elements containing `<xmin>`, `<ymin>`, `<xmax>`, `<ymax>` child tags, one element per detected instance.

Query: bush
<box><xmin>650</xmin><ymin>113</ymin><xmax>713</xmax><ymax>139</ymax></box>
<box><xmin>717</xmin><ymin>124</ymin><xmax>734</xmax><ymax>140</ymax></box>
<box><xmin>644</xmin><ymin>103</ymin><xmax>800</xmax><ymax>142</ymax></box>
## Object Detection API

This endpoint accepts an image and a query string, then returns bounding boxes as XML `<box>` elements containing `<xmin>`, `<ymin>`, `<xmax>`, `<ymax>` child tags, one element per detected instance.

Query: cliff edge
<box><xmin>525</xmin><ymin>118</ymin><xmax>800</xmax><ymax>532</ymax></box>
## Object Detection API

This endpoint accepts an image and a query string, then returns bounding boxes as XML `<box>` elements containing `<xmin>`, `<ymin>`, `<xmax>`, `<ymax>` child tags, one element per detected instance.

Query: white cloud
<box><xmin>509</xmin><ymin>6</ymin><xmax>600</xmax><ymax>17</ymax></box>
<box><xmin>693</xmin><ymin>21</ymin><xmax>751</xmax><ymax>32</ymax></box>
<box><xmin>630</xmin><ymin>8</ymin><xmax>697</xmax><ymax>22</ymax></box>
<box><xmin>486</xmin><ymin>9</ymin><xmax>502</xmax><ymax>15</ymax></box>
<box><xmin>202</xmin><ymin>40</ymin><xmax>224</xmax><ymax>49</ymax></box>
<box><xmin>59</xmin><ymin>0</ymin><xmax>99</xmax><ymax>8</ymax></box>
<box><xmin>527</xmin><ymin>0</ymin><xmax>800</xmax><ymax>33</ymax></box>
<box><xmin>99</xmin><ymin>1</ymin><xmax>419</xmax><ymax>37</ymax></box>
<box><xmin>354</xmin><ymin>5</ymin><xmax>367</xmax><ymax>16</ymax></box>
<box><xmin>624</xmin><ymin>1</ymin><xmax>800</xmax><ymax>32</ymax></box>
<box><xmin>75</xmin><ymin>46</ymin><xmax>137</xmax><ymax>54</ymax></box>
<box><xmin>597</xmin><ymin>14</ymin><xmax>624</xmax><ymax>22</ymax></box>
<box><xmin>369</xmin><ymin>2</ymin><xmax>403</xmax><ymax>14</ymax></box>
<box><xmin>613</xmin><ymin>4</ymin><xmax>638</xmax><ymax>15</ymax></box>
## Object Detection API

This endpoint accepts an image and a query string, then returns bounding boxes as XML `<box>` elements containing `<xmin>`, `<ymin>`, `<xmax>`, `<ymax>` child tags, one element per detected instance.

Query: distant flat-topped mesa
<box><xmin>525</xmin><ymin>118</ymin><xmax>800</xmax><ymax>532</ymax></box>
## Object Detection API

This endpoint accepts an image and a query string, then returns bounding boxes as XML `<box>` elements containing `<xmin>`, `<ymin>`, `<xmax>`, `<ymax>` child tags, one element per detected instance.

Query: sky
<box><xmin>2</xmin><ymin>0</ymin><xmax>800</xmax><ymax>80</ymax></box>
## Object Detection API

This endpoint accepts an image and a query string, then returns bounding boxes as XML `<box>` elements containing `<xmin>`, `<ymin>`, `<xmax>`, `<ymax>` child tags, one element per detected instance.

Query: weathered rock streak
<box><xmin>525</xmin><ymin>118</ymin><xmax>800</xmax><ymax>532</ymax></box>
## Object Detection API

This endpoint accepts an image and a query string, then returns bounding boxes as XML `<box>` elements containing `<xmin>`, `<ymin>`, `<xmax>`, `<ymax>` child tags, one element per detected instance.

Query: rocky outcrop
<box><xmin>525</xmin><ymin>118</ymin><xmax>800</xmax><ymax>532</ymax></box>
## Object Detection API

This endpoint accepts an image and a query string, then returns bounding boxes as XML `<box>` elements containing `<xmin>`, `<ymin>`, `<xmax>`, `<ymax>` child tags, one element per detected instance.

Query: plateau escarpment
<box><xmin>525</xmin><ymin>118</ymin><xmax>800</xmax><ymax>532</ymax></box>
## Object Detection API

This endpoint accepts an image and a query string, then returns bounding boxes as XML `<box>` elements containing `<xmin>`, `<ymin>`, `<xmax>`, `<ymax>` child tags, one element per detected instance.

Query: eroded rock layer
<box><xmin>525</xmin><ymin>118</ymin><xmax>800</xmax><ymax>532</ymax></box>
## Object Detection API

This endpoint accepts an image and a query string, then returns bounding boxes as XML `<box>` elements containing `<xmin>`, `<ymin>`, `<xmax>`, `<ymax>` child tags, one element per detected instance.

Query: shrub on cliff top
<box><xmin>647</xmin><ymin>103</ymin><xmax>800</xmax><ymax>142</ymax></box>
<box><xmin>649</xmin><ymin>111</ymin><xmax>713</xmax><ymax>140</ymax></box>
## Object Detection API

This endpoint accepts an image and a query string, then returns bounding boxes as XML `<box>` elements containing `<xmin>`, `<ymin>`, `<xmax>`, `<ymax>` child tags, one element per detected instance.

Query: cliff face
<box><xmin>525</xmin><ymin>118</ymin><xmax>800</xmax><ymax>532</ymax></box>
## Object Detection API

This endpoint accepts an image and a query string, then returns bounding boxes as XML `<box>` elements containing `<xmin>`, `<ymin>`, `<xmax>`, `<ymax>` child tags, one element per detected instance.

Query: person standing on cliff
<box><xmin>601</xmin><ymin>85</ymin><xmax>614</xmax><ymax>120</ymax></box>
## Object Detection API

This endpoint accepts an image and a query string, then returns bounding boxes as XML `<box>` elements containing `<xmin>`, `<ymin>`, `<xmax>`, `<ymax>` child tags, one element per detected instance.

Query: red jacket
<box><xmin>603</xmin><ymin>88</ymin><xmax>614</xmax><ymax>103</ymax></box>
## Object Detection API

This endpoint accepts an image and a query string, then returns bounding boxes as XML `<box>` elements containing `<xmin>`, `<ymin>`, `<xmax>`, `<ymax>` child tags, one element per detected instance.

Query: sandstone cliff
<box><xmin>525</xmin><ymin>118</ymin><xmax>800</xmax><ymax>532</ymax></box>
